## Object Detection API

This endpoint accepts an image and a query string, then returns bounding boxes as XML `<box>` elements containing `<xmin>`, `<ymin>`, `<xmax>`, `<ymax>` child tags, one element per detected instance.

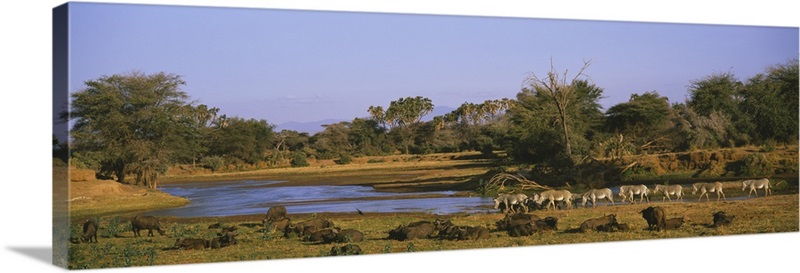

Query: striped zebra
<box><xmin>535</xmin><ymin>190</ymin><xmax>574</xmax><ymax>210</ymax></box>
<box><xmin>692</xmin><ymin>182</ymin><xmax>726</xmax><ymax>202</ymax></box>
<box><xmin>581</xmin><ymin>188</ymin><xmax>615</xmax><ymax>208</ymax></box>
<box><xmin>618</xmin><ymin>184</ymin><xmax>649</xmax><ymax>204</ymax></box>
<box><xmin>652</xmin><ymin>184</ymin><xmax>684</xmax><ymax>202</ymax></box>
<box><xmin>742</xmin><ymin>178</ymin><xmax>771</xmax><ymax>197</ymax></box>
<box><xmin>494</xmin><ymin>193</ymin><xmax>528</xmax><ymax>213</ymax></box>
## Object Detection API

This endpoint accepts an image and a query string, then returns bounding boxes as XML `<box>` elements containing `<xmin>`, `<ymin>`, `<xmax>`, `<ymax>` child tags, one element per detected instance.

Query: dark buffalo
<box><xmin>665</xmin><ymin>217</ymin><xmax>685</xmax><ymax>230</ymax></box>
<box><xmin>451</xmin><ymin>226</ymin><xmax>491</xmax><ymax>240</ymax></box>
<box><xmin>263</xmin><ymin>206</ymin><xmax>288</xmax><ymax>225</ymax></box>
<box><xmin>535</xmin><ymin>216</ymin><xmax>559</xmax><ymax>231</ymax></box>
<box><xmin>434</xmin><ymin>220</ymin><xmax>490</xmax><ymax>240</ymax></box>
<box><xmin>640</xmin><ymin>206</ymin><xmax>667</xmax><ymax>231</ymax></box>
<box><xmin>507</xmin><ymin>222</ymin><xmax>537</xmax><ymax>237</ymax></box>
<box><xmin>330</xmin><ymin>244</ymin><xmax>363</xmax><ymax>256</ymax></box>
<box><xmin>387</xmin><ymin>221</ymin><xmax>436</xmax><ymax>241</ymax></box>
<box><xmin>217</xmin><ymin>231</ymin><xmax>237</xmax><ymax>247</ymax></box>
<box><xmin>333</xmin><ymin>228</ymin><xmax>364</xmax><ymax>243</ymax></box>
<box><xmin>81</xmin><ymin>219</ymin><xmax>98</xmax><ymax>243</ymax></box>
<box><xmin>712</xmin><ymin>211</ymin><xmax>735</xmax><ymax>227</ymax></box>
<box><xmin>174</xmin><ymin>238</ymin><xmax>207</xmax><ymax>250</ymax></box>
<box><xmin>304</xmin><ymin>228</ymin><xmax>338</xmax><ymax>243</ymax></box>
<box><xmin>579</xmin><ymin>214</ymin><xmax>618</xmax><ymax>232</ymax></box>
<box><xmin>131</xmin><ymin>215</ymin><xmax>166</xmax><ymax>237</ymax></box>
<box><xmin>207</xmin><ymin>237</ymin><xmax>221</xmax><ymax>249</ymax></box>
<box><xmin>286</xmin><ymin>218</ymin><xmax>335</xmax><ymax>238</ymax></box>
<box><xmin>265</xmin><ymin>218</ymin><xmax>291</xmax><ymax>233</ymax></box>
<box><xmin>495</xmin><ymin>213</ymin><xmax>540</xmax><ymax>231</ymax></box>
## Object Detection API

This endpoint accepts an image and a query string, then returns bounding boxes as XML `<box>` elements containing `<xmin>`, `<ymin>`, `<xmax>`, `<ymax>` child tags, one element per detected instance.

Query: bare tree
<box><xmin>523</xmin><ymin>58</ymin><xmax>593</xmax><ymax>162</ymax></box>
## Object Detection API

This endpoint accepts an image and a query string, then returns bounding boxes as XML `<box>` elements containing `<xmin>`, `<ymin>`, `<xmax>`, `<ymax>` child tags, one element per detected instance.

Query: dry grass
<box><xmin>67</xmin><ymin>193</ymin><xmax>798</xmax><ymax>269</ymax></box>
<box><xmin>160</xmin><ymin>152</ymin><xmax>495</xmax><ymax>189</ymax></box>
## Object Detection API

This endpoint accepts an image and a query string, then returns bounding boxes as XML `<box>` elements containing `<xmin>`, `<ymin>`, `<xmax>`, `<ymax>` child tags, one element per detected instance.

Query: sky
<box><xmin>66</xmin><ymin>2</ymin><xmax>799</xmax><ymax>132</ymax></box>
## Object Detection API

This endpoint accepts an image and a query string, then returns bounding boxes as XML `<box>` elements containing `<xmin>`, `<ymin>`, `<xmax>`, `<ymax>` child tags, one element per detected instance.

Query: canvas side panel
<box><xmin>52</xmin><ymin>2</ymin><xmax>70</xmax><ymax>269</ymax></box>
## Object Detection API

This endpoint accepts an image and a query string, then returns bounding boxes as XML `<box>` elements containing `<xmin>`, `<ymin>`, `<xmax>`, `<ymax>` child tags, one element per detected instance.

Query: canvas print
<box><xmin>53</xmin><ymin>1</ymin><xmax>799</xmax><ymax>270</ymax></box>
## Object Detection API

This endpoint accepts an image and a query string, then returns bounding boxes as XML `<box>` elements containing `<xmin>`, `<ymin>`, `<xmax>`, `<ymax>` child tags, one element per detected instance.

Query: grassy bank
<box><xmin>161</xmin><ymin>152</ymin><xmax>496</xmax><ymax>191</ymax></box>
<box><xmin>67</xmin><ymin>193</ymin><xmax>798</xmax><ymax>269</ymax></box>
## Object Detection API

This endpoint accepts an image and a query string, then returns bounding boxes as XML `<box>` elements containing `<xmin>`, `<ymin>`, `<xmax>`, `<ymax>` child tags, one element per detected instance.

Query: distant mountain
<box><xmin>275</xmin><ymin>119</ymin><xmax>346</xmax><ymax>134</ymax></box>
<box><xmin>277</xmin><ymin>106</ymin><xmax>455</xmax><ymax>134</ymax></box>
<box><xmin>422</xmin><ymin>105</ymin><xmax>456</xmax><ymax>121</ymax></box>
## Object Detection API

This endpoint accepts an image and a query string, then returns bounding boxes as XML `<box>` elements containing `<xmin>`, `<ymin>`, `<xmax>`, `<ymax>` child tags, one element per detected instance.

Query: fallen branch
<box><xmin>488</xmin><ymin>173</ymin><xmax>553</xmax><ymax>191</ymax></box>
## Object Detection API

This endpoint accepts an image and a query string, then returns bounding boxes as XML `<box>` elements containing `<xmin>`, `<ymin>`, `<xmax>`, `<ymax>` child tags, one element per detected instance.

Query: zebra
<box><xmin>619</xmin><ymin>184</ymin><xmax>649</xmax><ymax>204</ymax></box>
<box><xmin>494</xmin><ymin>193</ymin><xmax>528</xmax><ymax>213</ymax></box>
<box><xmin>535</xmin><ymin>190</ymin><xmax>574</xmax><ymax>210</ymax></box>
<box><xmin>692</xmin><ymin>182</ymin><xmax>726</xmax><ymax>202</ymax></box>
<box><xmin>581</xmin><ymin>188</ymin><xmax>615</xmax><ymax>208</ymax></box>
<box><xmin>742</xmin><ymin>178</ymin><xmax>771</xmax><ymax>197</ymax></box>
<box><xmin>652</xmin><ymin>184</ymin><xmax>684</xmax><ymax>202</ymax></box>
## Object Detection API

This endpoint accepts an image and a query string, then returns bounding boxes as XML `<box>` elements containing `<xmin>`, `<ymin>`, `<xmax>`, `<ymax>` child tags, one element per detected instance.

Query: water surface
<box><xmin>148</xmin><ymin>180</ymin><xmax>495</xmax><ymax>217</ymax></box>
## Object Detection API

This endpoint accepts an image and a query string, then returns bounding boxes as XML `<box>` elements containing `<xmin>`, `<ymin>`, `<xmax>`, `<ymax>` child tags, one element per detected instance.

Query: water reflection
<box><xmin>148</xmin><ymin>180</ymin><xmax>495</xmax><ymax>217</ymax></box>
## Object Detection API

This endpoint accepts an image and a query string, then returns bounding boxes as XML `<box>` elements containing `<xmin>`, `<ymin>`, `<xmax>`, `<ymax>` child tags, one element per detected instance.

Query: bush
<box><xmin>291</xmin><ymin>152</ymin><xmax>309</xmax><ymax>167</ymax></box>
<box><xmin>335</xmin><ymin>154</ymin><xmax>352</xmax><ymax>165</ymax></box>
<box><xmin>736</xmin><ymin>154</ymin><xmax>774</xmax><ymax>177</ymax></box>
<box><xmin>101</xmin><ymin>217</ymin><xmax>127</xmax><ymax>238</ymax></box>
<box><xmin>201</xmin><ymin>156</ymin><xmax>226</xmax><ymax>172</ymax></box>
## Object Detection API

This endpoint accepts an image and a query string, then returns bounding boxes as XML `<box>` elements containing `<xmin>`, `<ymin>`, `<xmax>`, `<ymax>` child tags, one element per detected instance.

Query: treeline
<box><xmin>59</xmin><ymin>59</ymin><xmax>798</xmax><ymax>188</ymax></box>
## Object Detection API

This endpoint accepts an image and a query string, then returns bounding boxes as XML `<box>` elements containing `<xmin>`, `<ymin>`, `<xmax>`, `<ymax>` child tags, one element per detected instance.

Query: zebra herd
<box><xmin>493</xmin><ymin>178</ymin><xmax>774</xmax><ymax>213</ymax></box>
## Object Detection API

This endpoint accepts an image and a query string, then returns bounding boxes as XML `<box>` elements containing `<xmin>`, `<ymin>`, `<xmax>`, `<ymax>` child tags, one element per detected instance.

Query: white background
<box><xmin>1</xmin><ymin>0</ymin><xmax>798</xmax><ymax>272</ymax></box>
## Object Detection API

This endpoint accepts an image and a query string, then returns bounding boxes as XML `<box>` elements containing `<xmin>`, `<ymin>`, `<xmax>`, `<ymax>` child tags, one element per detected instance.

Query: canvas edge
<box><xmin>52</xmin><ymin>2</ymin><xmax>70</xmax><ymax>269</ymax></box>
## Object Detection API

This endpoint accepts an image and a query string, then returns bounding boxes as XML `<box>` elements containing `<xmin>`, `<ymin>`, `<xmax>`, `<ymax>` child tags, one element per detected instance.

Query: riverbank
<box><xmin>161</xmin><ymin>152</ymin><xmax>496</xmax><ymax>192</ymax></box>
<box><xmin>67</xmin><ymin>168</ymin><xmax>190</xmax><ymax>219</ymax></box>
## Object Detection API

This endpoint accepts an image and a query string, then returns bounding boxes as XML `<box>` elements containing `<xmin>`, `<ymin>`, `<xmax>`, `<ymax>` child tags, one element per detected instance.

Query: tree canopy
<box><xmin>67</xmin><ymin>72</ymin><xmax>194</xmax><ymax>188</ymax></box>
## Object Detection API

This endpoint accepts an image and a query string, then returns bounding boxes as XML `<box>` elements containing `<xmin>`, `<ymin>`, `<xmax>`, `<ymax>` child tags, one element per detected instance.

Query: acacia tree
<box><xmin>519</xmin><ymin>60</ymin><xmax>602</xmax><ymax>164</ymax></box>
<box><xmin>370</xmin><ymin>96</ymin><xmax>434</xmax><ymax>154</ymax></box>
<box><xmin>740</xmin><ymin>59</ymin><xmax>799</xmax><ymax>144</ymax></box>
<box><xmin>605</xmin><ymin>91</ymin><xmax>672</xmax><ymax>152</ymax></box>
<box><xmin>67</xmin><ymin>72</ymin><xmax>194</xmax><ymax>188</ymax></box>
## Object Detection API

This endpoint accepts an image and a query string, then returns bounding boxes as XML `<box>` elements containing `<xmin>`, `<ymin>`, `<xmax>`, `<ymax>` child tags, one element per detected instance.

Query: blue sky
<box><xmin>68</xmin><ymin>2</ymin><xmax>799</xmax><ymax>130</ymax></box>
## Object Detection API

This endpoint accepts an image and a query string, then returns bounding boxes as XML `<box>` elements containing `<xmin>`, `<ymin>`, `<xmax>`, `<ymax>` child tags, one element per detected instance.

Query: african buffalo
<box><xmin>387</xmin><ymin>221</ymin><xmax>436</xmax><ymax>241</ymax></box>
<box><xmin>217</xmin><ymin>231</ymin><xmax>237</xmax><ymax>247</ymax></box>
<box><xmin>174</xmin><ymin>238</ymin><xmax>207</xmax><ymax>250</ymax></box>
<box><xmin>712</xmin><ymin>211</ymin><xmax>735</xmax><ymax>227</ymax></box>
<box><xmin>536</xmin><ymin>216</ymin><xmax>559</xmax><ymax>231</ymax></box>
<box><xmin>579</xmin><ymin>214</ymin><xmax>618</xmax><ymax>232</ymax></box>
<box><xmin>665</xmin><ymin>217</ymin><xmax>685</xmax><ymax>230</ymax></box>
<box><xmin>434</xmin><ymin>220</ymin><xmax>490</xmax><ymax>240</ymax></box>
<box><xmin>265</xmin><ymin>218</ymin><xmax>291</xmax><ymax>234</ymax></box>
<box><xmin>131</xmin><ymin>215</ymin><xmax>166</xmax><ymax>237</ymax></box>
<box><xmin>304</xmin><ymin>228</ymin><xmax>338</xmax><ymax>243</ymax></box>
<box><xmin>333</xmin><ymin>228</ymin><xmax>364</xmax><ymax>243</ymax></box>
<box><xmin>640</xmin><ymin>206</ymin><xmax>667</xmax><ymax>231</ymax></box>
<box><xmin>495</xmin><ymin>213</ymin><xmax>540</xmax><ymax>231</ymax></box>
<box><xmin>286</xmin><ymin>218</ymin><xmax>335</xmax><ymax>238</ymax></box>
<box><xmin>81</xmin><ymin>219</ymin><xmax>98</xmax><ymax>243</ymax></box>
<box><xmin>207</xmin><ymin>237</ymin><xmax>221</xmax><ymax>249</ymax></box>
<box><xmin>263</xmin><ymin>206</ymin><xmax>288</xmax><ymax>225</ymax></box>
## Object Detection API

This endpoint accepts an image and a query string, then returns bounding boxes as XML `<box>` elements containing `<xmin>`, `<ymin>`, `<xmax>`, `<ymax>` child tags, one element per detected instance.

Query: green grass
<box><xmin>67</xmin><ymin>193</ymin><xmax>798</xmax><ymax>269</ymax></box>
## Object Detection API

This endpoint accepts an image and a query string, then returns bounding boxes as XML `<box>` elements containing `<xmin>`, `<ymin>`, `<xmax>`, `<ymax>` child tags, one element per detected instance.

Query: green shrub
<box><xmin>291</xmin><ymin>152</ymin><xmax>309</xmax><ymax>167</ymax></box>
<box><xmin>736</xmin><ymin>154</ymin><xmax>774</xmax><ymax>177</ymax></box>
<box><xmin>406</xmin><ymin>242</ymin><xmax>416</xmax><ymax>252</ymax></box>
<box><xmin>101</xmin><ymin>217</ymin><xmax>126</xmax><ymax>238</ymax></box>
<box><xmin>201</xmin><ymin>156</ymin><xmax>226</xmax><ymax>172</ymax></box>
<box><xmin>367</xmin><ymin>158</ymin><xmax>385</xmax><ymax>163</ymax></box>
<box><xmin>335</xmin><ymin>155</ymin><xmax>352</xmax><ymax>165</ymax></box>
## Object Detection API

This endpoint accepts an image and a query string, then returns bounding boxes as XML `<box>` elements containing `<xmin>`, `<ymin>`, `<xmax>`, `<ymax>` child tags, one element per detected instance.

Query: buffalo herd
<box><xmin>71</xmin><ymin>199</ymin><xmax>737</xmax><ymax>256</ymax></box>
